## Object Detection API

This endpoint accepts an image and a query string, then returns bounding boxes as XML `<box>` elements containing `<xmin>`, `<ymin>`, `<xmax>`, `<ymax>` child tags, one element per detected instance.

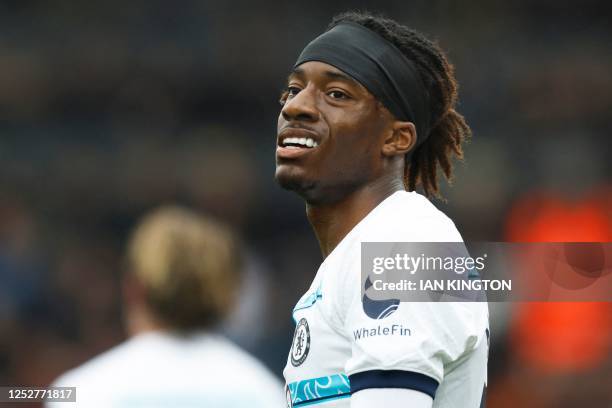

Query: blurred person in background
<box><xmin>46</xmin><ymin>206</ymin><xmax>285</xmax><ymax>407</ymax></box>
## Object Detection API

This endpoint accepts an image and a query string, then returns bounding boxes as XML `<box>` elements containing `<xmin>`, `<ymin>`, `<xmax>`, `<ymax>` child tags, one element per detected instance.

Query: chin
<box><xmin>276</xmin><ymin>166</ymin><xmax>307</xmax><ymax>190</ymax></box>
<box><xmin>274</xmin><ymin>165</ymin><xmax>358</xmax><ymax>205</ymax></box>
<box><xmin>275</xmin><ymin>166</ymin><xmax>318</xmax><ymax>199</ymax></box>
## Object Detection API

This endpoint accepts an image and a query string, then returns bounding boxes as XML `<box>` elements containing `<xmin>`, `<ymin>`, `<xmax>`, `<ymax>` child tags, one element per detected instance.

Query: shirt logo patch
<box><xmin>362</xmin><ymin>276</ymin><xmax>400</xmax><ymax>319</ymax></box>
<box><xmin>290</xmin><ymin>318</ymin><xmax>310</xmax><ymax>367</ymax></box>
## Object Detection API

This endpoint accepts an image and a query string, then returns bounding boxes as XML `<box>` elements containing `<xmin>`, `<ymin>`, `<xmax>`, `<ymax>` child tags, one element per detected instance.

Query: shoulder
<box><xmin>320</xmin><ymin>192</ymin><xmax>465</xmax><ymax>330</ymax></box>
<box><xmin>50</xmin><ymin>334</ymin><xmax>157</xmax><ymax>388</ymax></box>
<box><xmin>188</xmin><ymin>335</ymin><xmax>286</xmax><ymax>405</ymax></box>
<box><xmin>50</xmin><ymin>333</ymin><xmax>284</xmax><ymax>405</ymax></box>
<box><xmin>206</xmin><ymin>336</ymin><xmax>282</xmax><ymax>386</ymax></box>
<box><xmin>363</xmin><ymin>191</ymin><xmax>463</xmax><ymax>242</ymax></box>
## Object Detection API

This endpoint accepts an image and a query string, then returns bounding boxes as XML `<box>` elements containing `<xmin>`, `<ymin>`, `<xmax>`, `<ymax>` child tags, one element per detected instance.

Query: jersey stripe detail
<box><xmin>349</xmin><ymin>370</ymin><xmax>439</xmax><ymax>399</ymax></box>
<box><xmin>293</xmin><ymin>393</ymin><xmax>350</xmax><ymax>407</ymax></box>
<box><xmin>292</xmin><ymin>284</ymin><xmax>323</xmax><ymax>323</ymax></box>
<box><xmin>288</xmin><ymin>373</ymin><xmax>350</xmax><ymax>406</ymax></box>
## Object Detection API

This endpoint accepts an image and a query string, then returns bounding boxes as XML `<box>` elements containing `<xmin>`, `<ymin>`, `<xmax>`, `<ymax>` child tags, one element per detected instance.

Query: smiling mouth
<box><xmin>277</xmin><ymin>127</ymin><xmax>322</xmax><ymax>159</ymax></box>
<box><xmin>276</xmin><ymin>135</ymin><xmax>320</xmax><ymax>160</ymax></box>
<box><xmin>280</xmin><ymin>137</ymin><xmax>319</xmax><ymax>149</ymax></box>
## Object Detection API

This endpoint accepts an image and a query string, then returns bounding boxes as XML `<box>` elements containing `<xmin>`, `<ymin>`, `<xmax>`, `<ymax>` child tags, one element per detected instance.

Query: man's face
<box><xmin>275</xmin><ymin>61</ymin><xmax>393</xmax><ymax>204</ymax></box>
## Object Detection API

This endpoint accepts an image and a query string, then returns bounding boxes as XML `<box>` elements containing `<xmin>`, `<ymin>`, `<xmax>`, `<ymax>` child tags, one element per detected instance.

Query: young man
<box><xmin>47</xmin><ymin>207</ymin><xmax>285</xmax><ymax>407</ymax></box>
<box><xmin>276</xmin><ymin>12</ymin><xmax>489</xmax><ymax>408</ymax></box>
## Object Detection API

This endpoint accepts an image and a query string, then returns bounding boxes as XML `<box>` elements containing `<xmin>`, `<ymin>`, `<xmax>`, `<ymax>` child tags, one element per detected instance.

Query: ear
<box><xmin>381</xmin><ymin>121</ymin><xmax>417</xmax><ymax>157</ymax></box>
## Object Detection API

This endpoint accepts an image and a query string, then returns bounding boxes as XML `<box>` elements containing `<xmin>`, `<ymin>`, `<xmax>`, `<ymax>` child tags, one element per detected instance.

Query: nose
<box><xmin>281</xmin><ymin>86</ymin><xmax>320</xmax><ymax>122</ymax></box>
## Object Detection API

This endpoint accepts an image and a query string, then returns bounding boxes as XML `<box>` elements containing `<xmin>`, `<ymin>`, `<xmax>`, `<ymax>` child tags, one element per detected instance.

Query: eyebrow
<box><xmin>288</xmin><ymin>66</ymin><xmax>359</xmax><ymax>86</ymax></box>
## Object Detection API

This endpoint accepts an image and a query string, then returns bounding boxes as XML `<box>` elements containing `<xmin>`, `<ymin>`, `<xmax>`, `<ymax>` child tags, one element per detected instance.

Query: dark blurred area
<box><xmin>0</xmin><ymin>0</ymin><xmax>610</xmax><ymax>406</ymax></box>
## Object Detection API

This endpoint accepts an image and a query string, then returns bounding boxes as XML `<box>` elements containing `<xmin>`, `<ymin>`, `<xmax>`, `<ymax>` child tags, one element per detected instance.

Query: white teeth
<box><xmin>282</xmin><ymin>137</ymin><xmax>319</xmax><ymax>148</ymax></box>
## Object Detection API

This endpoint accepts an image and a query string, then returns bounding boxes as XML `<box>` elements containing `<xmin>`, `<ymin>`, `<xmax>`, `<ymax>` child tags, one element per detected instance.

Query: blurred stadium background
<box><xmin>0</xmin><ymin>0</ymin><xmax>610</xmax><ymax>406</ymax></box>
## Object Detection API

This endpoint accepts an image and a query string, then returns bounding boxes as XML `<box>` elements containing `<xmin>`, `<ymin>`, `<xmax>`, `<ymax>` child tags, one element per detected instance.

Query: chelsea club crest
<box><xmin>290</xmin><ymin>318</ymin><xmax>310</xmax><ymax>367</ymax></box>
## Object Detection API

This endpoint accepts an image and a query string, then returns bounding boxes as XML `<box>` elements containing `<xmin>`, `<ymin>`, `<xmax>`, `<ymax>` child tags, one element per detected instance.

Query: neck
<box><xmin>125</xmin><ymin>305</ymin><xmax>166</xmax><ymax>338</ymax></box>
<box><xmin>306</xmin><ymin>177</ymin><xmax>404</xmax><ymax>258</ymax></box>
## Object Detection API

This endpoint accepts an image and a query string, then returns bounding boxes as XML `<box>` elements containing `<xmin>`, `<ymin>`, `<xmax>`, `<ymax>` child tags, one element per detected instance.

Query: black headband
<box><xmin>295</xmin><ymin>22</ymin><xmax>431</xmax><ymax>145</ymax></box>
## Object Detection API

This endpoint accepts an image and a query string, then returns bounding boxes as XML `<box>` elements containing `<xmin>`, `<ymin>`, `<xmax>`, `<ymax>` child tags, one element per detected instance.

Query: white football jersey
<box><xmin>47</xmin><ymin>331</ymin><xmax>286</xmax><ymax>408</ymax></box>
<box><xmin>284</xmin><ymin>191</ymin><xmax>489</xmax><ymax>407</ymax></box>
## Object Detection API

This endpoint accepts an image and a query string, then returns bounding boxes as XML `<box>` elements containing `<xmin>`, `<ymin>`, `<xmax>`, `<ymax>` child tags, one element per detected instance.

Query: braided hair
<box><xmin>329</xmin><ymin>11</ymin><xmax>471</xmax><ymax>198</ymax></box>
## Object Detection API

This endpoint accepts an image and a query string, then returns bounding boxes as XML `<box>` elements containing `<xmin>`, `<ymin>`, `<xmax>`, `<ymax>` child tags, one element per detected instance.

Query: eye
<box><xmin>279</xmin><ymin>86</ymin><xmax>302</xmax><ymax>106</ymax></box>
<box><xmin>328</xmin><ymin>89</ymin><xmax>349</xmax><ymax>100</ymax></box>
<box><xmin>287</xmin><ymin>86</ymin><xmax>301</xmax><ymax>97</ymax></box>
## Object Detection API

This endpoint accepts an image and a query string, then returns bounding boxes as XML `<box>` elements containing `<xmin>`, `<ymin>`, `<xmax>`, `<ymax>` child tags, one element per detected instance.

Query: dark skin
<box><xmin>275</xmin><ymin>61</ymin><xmax>417</xmax><ymax>257</ymax></box>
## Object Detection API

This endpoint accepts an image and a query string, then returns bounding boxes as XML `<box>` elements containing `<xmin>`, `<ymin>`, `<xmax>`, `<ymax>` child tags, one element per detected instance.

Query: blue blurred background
<box><xmin>0</xmin><ymin>1</ymin><xmax>610</xmax><ymax>406</ymax></box>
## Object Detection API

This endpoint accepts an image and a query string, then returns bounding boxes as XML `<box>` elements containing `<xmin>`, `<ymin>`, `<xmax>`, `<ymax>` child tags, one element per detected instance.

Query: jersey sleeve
<box><xmin>351</xmin><ymin>388</ymin><xmax>433</xmax><ymax>408</ymax></box>
<box><xmin>339</xmin><ymin>216</ymin><xmax>487</xmax><ymax>399</ymax></box>
<box><xmin>343</xmin><ymin>289</ymin><xmax>484</xmax><ymax>397</ymax></box>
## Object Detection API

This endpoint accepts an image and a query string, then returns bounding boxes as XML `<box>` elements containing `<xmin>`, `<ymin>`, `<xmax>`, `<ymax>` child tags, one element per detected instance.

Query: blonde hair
<box><xmin>126</xmin><ymin>206</ymin><xmax>240</xmax><ymax>330</ymax></box>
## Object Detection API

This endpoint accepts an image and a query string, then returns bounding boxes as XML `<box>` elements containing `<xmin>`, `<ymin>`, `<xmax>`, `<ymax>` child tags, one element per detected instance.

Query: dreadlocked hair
<box><xmin>329</xmin><ymin>11</ymin><xmax>471</xmax><ymax>199</ymax></box>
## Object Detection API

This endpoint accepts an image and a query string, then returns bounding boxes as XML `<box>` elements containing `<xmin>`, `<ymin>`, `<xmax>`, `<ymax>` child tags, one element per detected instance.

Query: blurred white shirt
<box><xmin>46</xmin><ymin>331</ymin><xmax>286</xmax><ymax>408</ymax></box>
